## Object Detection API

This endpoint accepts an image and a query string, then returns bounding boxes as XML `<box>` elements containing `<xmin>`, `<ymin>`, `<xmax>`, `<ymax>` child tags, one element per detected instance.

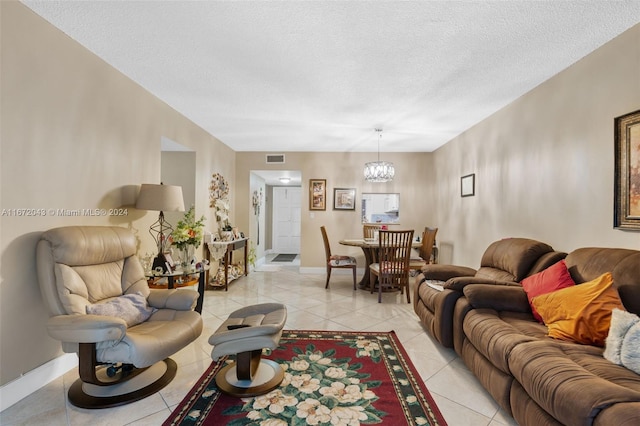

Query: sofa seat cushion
<box><xmin>95</xmin><ymin>309</ymin><xmax>203</xmax><ymax>368</ymax></box>
<box><xmin>509</xmin><ymin>340</ymin><xmax>640</xmax><ymax>426</ymax></box>
<box><xmin>463</xmin><ymin>308</ymin><xmax>544</xmax><ymax>373</ymax></box>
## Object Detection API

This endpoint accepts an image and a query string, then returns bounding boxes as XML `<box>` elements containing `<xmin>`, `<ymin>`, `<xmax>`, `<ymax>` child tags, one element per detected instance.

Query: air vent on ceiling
<box><xmin>266</xmin><ymin>154</ymin><xmax>285</xmax><ymax>164</ymax></box>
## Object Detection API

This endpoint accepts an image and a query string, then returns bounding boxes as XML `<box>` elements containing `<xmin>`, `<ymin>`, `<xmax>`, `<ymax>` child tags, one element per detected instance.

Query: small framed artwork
<box><xmin>309</xmin><ymin>179</ymin><xmax>326</xmax><ymax>210</ymax></box>
<box><xmin>614</xmin><ymin>109</ymin><xmax>640</xmax><ymax>230</ymax></box>
<box><xmin>461</xmin><ymin>173</ymin><xmax>475</xmax><ymax>197</ymax></box>
<box><xmin>333</xmin><ymin>188</ymin><xmax>356</xmax><ymax>210</ymax></box>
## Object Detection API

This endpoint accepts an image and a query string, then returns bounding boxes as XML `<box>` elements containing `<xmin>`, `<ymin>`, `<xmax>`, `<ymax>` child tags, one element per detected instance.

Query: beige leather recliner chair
<box><xmin>36</xmin><ymin>226</ymin><xmax>203</xmax><ymax>408</ymax></box>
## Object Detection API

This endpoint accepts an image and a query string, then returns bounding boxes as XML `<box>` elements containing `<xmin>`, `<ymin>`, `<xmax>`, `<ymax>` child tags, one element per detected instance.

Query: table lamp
<box><xmin>136</xmin><ymin>183</ymin><xmax>185</xmax><ymax>272</ymax></box>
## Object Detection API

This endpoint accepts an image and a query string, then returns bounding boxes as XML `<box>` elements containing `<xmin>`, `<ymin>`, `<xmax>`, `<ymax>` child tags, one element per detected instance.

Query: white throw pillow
<box><xmin>603</xmin><ymin>308</ymin><xmax>640</xmax><ymax>374</ymax></box>
<box><xmin>86</xmin><ymin>292</ymin><xmax>157</xmax><ymax>327</ymax></box>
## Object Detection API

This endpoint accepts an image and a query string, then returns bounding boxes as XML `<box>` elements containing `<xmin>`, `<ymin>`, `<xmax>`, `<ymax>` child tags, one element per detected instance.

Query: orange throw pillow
<box><xmin>531</xmin><ymin>272</ymin><xmax>624</xmax><ymax>347</ymax></box>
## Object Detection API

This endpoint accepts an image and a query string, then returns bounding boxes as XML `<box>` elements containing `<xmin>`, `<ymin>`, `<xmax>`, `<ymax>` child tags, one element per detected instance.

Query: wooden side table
<box><xmin>204</xmin><ymin>238</ymin><xmax>249</xmax><ymax>291</ymax></box>
<box><xmin>146</xmin><ymin>269</ymin><xmax>205</xmax><ymax>313</ymax></box>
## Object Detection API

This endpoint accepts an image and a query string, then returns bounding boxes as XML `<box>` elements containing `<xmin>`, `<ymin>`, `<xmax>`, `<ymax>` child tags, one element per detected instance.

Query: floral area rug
<box><xmin>163</xmin><ymin>330</ymin><xmax>447</xmax><ymax>425</ymax></box>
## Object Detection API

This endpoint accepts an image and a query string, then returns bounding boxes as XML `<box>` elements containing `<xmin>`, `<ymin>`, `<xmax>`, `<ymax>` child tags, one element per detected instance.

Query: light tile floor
<box><xmin>1</xmin><ymin>255</ymin><xmax>518</xmax><ymax>426</ymax></box>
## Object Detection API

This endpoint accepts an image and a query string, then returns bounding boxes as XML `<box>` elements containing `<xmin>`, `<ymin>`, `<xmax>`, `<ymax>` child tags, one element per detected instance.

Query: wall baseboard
<box><xmin>0</xmin><ymin>353</ymin><xmax>77</xmax><ymax>412</ymax></box>
<box><xmin>299</xmin><ymin>267</ymin><xmax>364</xmax><ymax>275</ymax></box>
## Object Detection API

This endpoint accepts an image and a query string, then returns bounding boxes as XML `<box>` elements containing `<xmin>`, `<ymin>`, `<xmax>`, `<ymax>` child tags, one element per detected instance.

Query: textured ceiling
<box><xmin>22</xmin><ymin>1</ymin><xmax>640</xmax><ymax>153</ymax></box>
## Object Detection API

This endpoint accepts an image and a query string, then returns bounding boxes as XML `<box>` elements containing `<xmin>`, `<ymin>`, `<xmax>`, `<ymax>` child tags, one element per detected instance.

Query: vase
<box><xmin>179</xmin><ymin>245</ymin><xmax>195</xmax><ymax>271</ymax></box>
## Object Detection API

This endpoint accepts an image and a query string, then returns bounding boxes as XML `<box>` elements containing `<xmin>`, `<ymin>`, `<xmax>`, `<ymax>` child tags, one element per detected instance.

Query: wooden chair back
<box><xmin>419</xmin><ymin>227</ymin><xmax>438</xmax><ymax>263</ymax></box>
<box><xmin>363</xmin><ymin>224</ymin><xmax>382</xmax><ymax>240</ymax></box>
<box><xmin>378</xmin><ymin>229</ymin><xmax>414</xmax><ymax>283</ymax></box>
<box><xmin>320</xmin><ymin>226</ymin><xmax>332</xmax><ymax>261</ymax></box>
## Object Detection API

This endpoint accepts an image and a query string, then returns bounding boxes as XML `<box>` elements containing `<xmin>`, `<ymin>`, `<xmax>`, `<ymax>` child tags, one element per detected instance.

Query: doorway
<box><xmin>250</xmin><ymin>170</ymin><xmax>302</xmax><ymax>266</ymax></box>
<box><xmin>272</xmin><ymin>186</ymin><xmax>301</xmax><ymax>254</ymax></box>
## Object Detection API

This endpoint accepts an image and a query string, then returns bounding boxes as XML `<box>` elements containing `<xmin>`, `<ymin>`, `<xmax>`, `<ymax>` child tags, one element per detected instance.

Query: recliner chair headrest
<box><xmin>41</xmin><ymin>226</ymin><xmax>137</xmax><ymax>266</ymax></box>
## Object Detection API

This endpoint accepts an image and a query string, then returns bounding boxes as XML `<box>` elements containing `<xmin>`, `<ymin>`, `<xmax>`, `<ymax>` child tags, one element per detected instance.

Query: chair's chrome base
<box><xmin>216</xmin><ymin>359</ymin><xmax>284</xmax><ymax>398</ymax></box>
<box><xmin>68</xmin><ymin>358</ymin><xmax>177</xmax><ymax>409</ymax></box>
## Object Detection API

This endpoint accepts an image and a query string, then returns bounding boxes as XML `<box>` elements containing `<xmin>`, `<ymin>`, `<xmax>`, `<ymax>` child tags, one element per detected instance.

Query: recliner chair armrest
<box><xmin>463</xmin><ymin>284</ymin><xmax>530</xmax><ymax>312</ymax></box>
<box><xmin>147</xmin><ymin>288</ymin><xmax>198</xmax><ymax>311</ymax></box>
<box><xmin>420</xmin><ymin>264</ymin><xmax>477</xmax><ymax>281</ymax></box>
<box><xmin>445</xmin><ymin>277</ymin><xmax>520</xmax><ymax>292</ymax></box>
<box><xmin>47</xmin><ymin>314</ymin><xmax>127</xmax><ymax>343</ymax></box>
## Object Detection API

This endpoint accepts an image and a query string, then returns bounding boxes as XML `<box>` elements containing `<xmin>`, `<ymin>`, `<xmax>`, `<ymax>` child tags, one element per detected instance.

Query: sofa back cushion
<box><xmin>477</xmin><ymin>238</ymin><xmax>554</xmax><ymax>282</ymax></box>
<box><xmin>565</xmin><ymin>248</ymin><xmax>640</xmax><ymax>315</ymax></box>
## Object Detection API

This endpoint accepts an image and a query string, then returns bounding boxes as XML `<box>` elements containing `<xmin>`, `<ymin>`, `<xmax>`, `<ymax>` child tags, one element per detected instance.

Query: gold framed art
<box><xmin>309</xmin><ymin>179</ymin><xmax>326</xmax><ymax>210</ymax></box>
<box><xmin>614</xmin><ymin>109</ymin><xmax>640</xmax><ymax>230</ymax></box>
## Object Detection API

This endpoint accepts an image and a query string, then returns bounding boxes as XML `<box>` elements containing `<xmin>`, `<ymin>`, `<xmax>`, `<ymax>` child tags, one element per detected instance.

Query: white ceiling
<box><xmin>22</xmin><ymin>1</ymin><xmax>640</xmax><ymax>153</ymax></box>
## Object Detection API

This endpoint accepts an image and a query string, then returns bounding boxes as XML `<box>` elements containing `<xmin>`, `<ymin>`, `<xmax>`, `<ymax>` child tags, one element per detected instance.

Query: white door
<box><xmin>272</xmin><ymin>187</ymin><xmax>301</xmax><ymax>253</ymax></box>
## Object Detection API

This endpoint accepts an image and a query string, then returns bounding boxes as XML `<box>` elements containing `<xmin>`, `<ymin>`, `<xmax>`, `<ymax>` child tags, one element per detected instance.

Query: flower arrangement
<box><xmin>171</xmin><ymin>206</ymin><xmax>206</xmax><ymax>249</ymax></box>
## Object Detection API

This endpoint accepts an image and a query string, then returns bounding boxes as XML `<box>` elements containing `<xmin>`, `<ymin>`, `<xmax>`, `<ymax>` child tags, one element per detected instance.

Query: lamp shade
<box><xmin>136</xmin><ymin>184</ymin><xmax>185</xmax><ymax>212</ymax></box>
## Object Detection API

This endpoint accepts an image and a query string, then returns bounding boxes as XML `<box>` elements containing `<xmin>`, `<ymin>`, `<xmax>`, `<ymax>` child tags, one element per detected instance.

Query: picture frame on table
<box><xmin>309</xmin><ymin>179</ymin><xmax>326</xmax><ymax>210</ymax></box>
<box><xmin>614</xmin><ymin>109</ymin><xmax>640</xmax><ymax>230</ymax></box>
<box><xmin>333</xmin><ymin>188</ymin><xmax>356</xmax><ymax>210</ymax></box>
<box><xmin>461</xmin><ymin>173</ymin><xmax>475</xmax><ymax>197</ymax></box>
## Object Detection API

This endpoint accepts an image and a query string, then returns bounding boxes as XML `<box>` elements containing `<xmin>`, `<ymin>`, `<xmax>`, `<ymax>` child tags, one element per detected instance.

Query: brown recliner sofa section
<box><xmin>413</xmin><ymin>238</ymin><xmax>566</xmax><ymax>348</ymax></box>
<box><xmin>457</xmin><ymin>247</ymin><xmax>640</xmax><ymax>426</ymax></box>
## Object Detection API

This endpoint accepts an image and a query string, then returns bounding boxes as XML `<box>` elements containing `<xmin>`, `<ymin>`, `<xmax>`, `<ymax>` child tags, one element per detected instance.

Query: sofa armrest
<box><xmin>420</xmin><ymin>264</ymin><xmax>477</xmax><ymax>281</ymax></box>
<box><xmin>445</xmin><ymin>277</ymin><xmax>520</xmax><ymax>292</ymax></box>
<box><xmin>148</xmin><ymin>288</ymin><xmax>198</xmax><ymax>311</ymax></box>
<box><xmin>47</xmin><ymin>314</ymin><xmax>127</xmax><ymax>343</ymax></box>
<box><xmin>463</xmin><ymin>284</ymin><xmax>531</xmax><ymax>313</ymax></box>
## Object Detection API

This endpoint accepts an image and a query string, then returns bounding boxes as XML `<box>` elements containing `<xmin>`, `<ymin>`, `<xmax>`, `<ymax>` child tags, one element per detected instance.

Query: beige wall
<box><xmin>432</xmin><ymin>23</ymin><xmax>640</xmax><ymax>266</ymax></box>
<box><xmin>0</xmin><ymin>2</ymin><xmax>235</xmax><ymax>386</ymax></box>
<box><xmin>235</xmin><ymin>152</ymin><xmax>436</xmax><ymax>267</ymax></box>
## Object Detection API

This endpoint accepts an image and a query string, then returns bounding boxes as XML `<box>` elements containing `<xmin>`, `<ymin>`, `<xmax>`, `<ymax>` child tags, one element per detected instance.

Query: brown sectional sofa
<box><xmin>413</xmin><ymin>238</ymin><xmax>566</xmax><ymax>348</ymax></box>
<box><xmin>453</xmin><ymin>247</ymin><xmax>640</xmax><ymax>425</ymax></box>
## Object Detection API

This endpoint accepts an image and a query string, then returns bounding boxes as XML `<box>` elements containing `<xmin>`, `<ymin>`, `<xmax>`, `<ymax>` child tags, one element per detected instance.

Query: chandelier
<box><xmin>364</xmin><ymin>128</ymin><xmax>395</xmax><ymax>182</ymax></box>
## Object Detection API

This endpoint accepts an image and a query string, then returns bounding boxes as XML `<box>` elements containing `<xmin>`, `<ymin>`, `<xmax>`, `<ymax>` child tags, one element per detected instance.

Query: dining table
<box><xmin>339</xmin><ymin>238</ymin><xmax>422</xmax><ymax>289</ymax></box>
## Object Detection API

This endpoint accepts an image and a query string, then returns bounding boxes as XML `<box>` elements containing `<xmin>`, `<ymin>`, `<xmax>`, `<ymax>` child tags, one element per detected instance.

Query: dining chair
<box><xmin>369</xmin><ymin>229</ymin><xmax>414</xmax><ymax>303</ymax></box>
<box><xmin>320</xmin><ymin>226</ymin><xmax>357</xmax><ymax>290</ymax></box>
<box><xmin>409</xmin><ymin>227</ymin><xmax>439</xmax><ymax>272</ymax></box>
<box><xmin>363</xmin><ymin>224</ymin><xmax>382</xmax><ymax>240</ymax></box>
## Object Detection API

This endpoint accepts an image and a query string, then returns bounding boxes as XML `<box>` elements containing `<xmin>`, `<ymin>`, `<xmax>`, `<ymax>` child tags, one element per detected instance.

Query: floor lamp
<box><xmin>136</xmin><ymin>183</ymin><xmax>185</xmax><ymax>272</ymax></box>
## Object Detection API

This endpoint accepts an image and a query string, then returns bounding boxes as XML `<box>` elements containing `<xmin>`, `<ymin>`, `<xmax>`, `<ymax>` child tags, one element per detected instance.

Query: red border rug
<box><xmin>164</xmin><ymin>330</ymin><xmax>447</xmax><ymax>425</ymax></box>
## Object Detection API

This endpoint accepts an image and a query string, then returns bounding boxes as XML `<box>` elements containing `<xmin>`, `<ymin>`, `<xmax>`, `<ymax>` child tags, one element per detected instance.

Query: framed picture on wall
<box><xmin>309</xmin><ymin>179</ymin><xmax>326</xmax><ymax>210</ymax></box>
<box><xmin>614</xmin><ymin>109</ymin><xmax>640</xmax><ymax>230</ymax></box>
<box><xmin>333</xmin><ymin>188</ymin><xmax>356</xmax><ymax>210</ymax></box>
<box><xmin>461</xmin><ymin>173</ymin><xmax>475</xmax><ymax>197</ymax></box>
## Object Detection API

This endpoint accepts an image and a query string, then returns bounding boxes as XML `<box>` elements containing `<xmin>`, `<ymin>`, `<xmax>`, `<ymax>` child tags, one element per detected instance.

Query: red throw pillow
<box><xmin>521</xmin><ymin>260</ymin><xmax>576</xmax><ymax>322</ymax></box>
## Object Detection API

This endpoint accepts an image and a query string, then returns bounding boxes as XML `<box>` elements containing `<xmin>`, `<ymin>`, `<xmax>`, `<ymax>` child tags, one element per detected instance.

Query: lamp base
<box><xmin>152</xmin><ymin>252</ymin><xmax>170</xmax><ymax>273</ymax></box>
